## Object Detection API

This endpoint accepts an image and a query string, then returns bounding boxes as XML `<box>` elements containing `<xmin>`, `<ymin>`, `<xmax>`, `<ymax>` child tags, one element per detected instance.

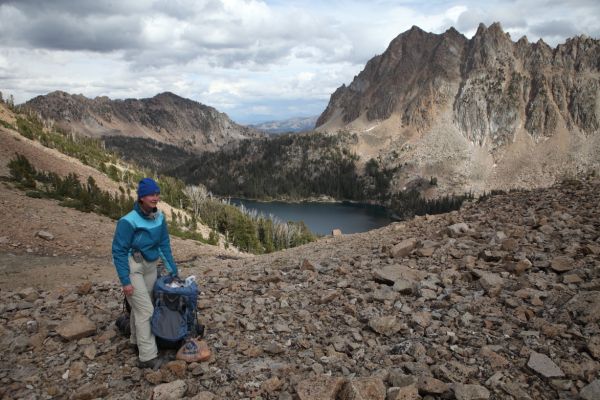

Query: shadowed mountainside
<box><xmin>23</xmin><ymin>91</ymin><xmax>264</xmax><ymax>153</ymax></box>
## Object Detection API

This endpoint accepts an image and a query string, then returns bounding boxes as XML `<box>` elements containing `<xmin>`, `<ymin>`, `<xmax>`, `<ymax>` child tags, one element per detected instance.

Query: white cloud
<box><xmin>0</xmin><ymin>0</ymin><xmax>597</xmax><ymax>124</ymax></box>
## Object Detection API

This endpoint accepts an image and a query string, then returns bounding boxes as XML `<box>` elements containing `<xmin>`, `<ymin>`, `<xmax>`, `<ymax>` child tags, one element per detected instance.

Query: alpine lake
<box><xmin>230</xmin><ymin>198</ymin><xmax>394</xmax><ymax>236</ymax></box>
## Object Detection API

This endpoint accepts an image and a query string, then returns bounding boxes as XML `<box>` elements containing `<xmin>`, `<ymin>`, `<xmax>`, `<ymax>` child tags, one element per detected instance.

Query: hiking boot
<box><xmin>138</xmin><ymin>356</ymin><xmax>165</xmax><ymax>370</ymax></box>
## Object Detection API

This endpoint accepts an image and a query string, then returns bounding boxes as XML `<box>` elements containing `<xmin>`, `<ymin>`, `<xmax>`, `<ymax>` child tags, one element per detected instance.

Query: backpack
<box><xmin>115</xmin><ymin>297</ymin><xmax>132</xmax><ymax>337</ymax></box>
<box><xmin>151</xmin><ymin>275</ymin><xmax>203</xmax><ymax>349</ymax></box>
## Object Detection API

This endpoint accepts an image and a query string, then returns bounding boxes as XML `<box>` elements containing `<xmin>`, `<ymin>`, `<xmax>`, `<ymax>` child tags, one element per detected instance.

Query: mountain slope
<box><xmin>317</xmin><ymin>23</ymin><xmax>600</xmax><ymax>194</ymax></box>
<box><xmin>2</xmin><ymin>173</ymin><xmax>599</xmax><ymax>399</ymax></box>
<box><xmin>23</xmin><ymin>91</ymin><xmax>264</xmax><ymax>153</ymax></box>
<box><xmin>0</xmin><ymin>102</ymin><xmax>238</xmax><ymax>259</ymax></box>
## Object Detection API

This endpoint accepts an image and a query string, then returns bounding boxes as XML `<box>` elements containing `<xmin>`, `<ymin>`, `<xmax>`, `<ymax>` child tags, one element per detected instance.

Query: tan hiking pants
<box><xmin>126</xmin><ymin>256</ymin><xmax>158</xmax><ymax>362</ymax></box>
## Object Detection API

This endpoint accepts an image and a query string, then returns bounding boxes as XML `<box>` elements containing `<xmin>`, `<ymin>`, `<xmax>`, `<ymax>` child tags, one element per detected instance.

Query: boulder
<box><xmin>369</xmin><ymin>316</ymin><xmax>405</xmax><ymax>336</ymax></box>
<box><xmin>472</xmin><ymin>270</ymin><xmax>504</xmax><ymax>293</ymax></box>
<box><xmin>153</xmin><ymin>380</ymin><xmax>187</xmax><ymax>400</ymax></box>
<box><xmin>565</xmin><ymin>292</ymin><xmax>600</xmax><ymax>323</ymax></box>
<box><xmin>69</xmin><ymin>383</ymin><xmax>109</xmax><ymax>400</ymax></box>
<box><xmin>387</xmin><ymin>385</ymin><xmax>420</xmax><ymax>400</ymax></box>
<box><xmin>296</xmin><ymin>375</ymin><xmax>346</xmax><ymax>400</ymax></box>
<box><xmin>454</xmin><ymin>383</ymin><xmax>490</xmax><ymax>400</ymax></box>
<box><xmin>373</xmin><ymin>265</ymin><xmax>426</xmax><ymax>285</ymax></box>
<box><xmin>392</xmin><ymin>280</ymin><xmax>414</xmax><ymax>294</ymax></box>
<box><xmin>56</xmin><ymin>315</ymin><xmax>96</xmax><ymax>341</ymax></box>
<box><xmin>527</xmin><ymin>352</ymin><xmax>564</xmax><ymax>378</ymax></box>
<box><xmin>390</xmin><ymin>238</ymin><xmax>417</xmax><ymax>258</ymax></box>
<box><xmin>388</xmin><ymin>371</ymin><xmax>416</xmax><ymax>388</ymax></box>
<box><xmin>447</xmin><ymin>223</ymin><xmax>470</xmax><ymax>237</ymax></box>
<box><xmin>580</xmin><ymin>379</ymin><xmax>600</xmax><ymax>400</ymax></box>
<box><xmin>515</xmin><ymin>259</ymin><xmax>532</xmax><ymax>275</ymax></box>
<box><xmin>550</xmin><ymin>256</ymin><xmax>574</xmax><ymax>272</ymax></box>
<box><xmin>587</xmin><ymin>335</ymin><xmax>600</xmax><ymax>360</ymax></box>
<box><xmin>339</xmin><ymin>377</ymin><xmax>386</xmax><ymax>400</ymax></box>
<box><xmin>417</xmin><ymin>376</ymin><xmax>449</xmax><ymax>394</ymax></box>
<box><xmin>36</xmin><ymin>230</ymin><xmax>54</xmax><ymax>241</ymax></box>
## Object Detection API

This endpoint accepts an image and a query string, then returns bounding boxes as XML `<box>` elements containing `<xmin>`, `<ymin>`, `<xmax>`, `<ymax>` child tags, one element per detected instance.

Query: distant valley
<box><xmin>250</xmin><ymin>115</ymin><xmax>318</xmax><ymax>134</ymax></box>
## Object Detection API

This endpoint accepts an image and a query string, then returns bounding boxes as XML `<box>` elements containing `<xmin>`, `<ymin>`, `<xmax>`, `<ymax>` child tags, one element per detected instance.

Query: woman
<box><xmin>112</xmin><ymin>177</ymin><xmax>179</xmax><ymax>369</ymax></box>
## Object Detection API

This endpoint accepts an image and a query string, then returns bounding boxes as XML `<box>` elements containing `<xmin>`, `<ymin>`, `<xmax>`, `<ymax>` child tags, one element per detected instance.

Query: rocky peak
<box><xmin>316</xmin><ymin>26</ymin><xmax>469</xmax><ymax>128</ymax></box>
<box><xmin>316</xmin><ymin>22</ymin><xmax>599</xmax><ymax>195</ymax></box>
<box><xmin>318</xmin><ymin>22</ymin><xmax>599</xmax><ymax>137</ymax></box>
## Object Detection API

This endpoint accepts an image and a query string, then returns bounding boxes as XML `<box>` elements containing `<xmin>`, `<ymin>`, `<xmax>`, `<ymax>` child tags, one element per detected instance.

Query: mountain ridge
<box><xmin>23</xmin><ymin>91</ymin><xmax>264</xmax><ymax>153</ymax></box>
<box><xmin>316</xmin><ymin>22</ymin><xmax>600</xmax><ymax>195</ymax></box>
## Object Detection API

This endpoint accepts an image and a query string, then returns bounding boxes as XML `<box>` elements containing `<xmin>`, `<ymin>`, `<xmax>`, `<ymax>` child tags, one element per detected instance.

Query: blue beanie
<box><xmin>137</xmin><ymin>178</ymin><xmax>160</xmax><ymax>199</ymax></box>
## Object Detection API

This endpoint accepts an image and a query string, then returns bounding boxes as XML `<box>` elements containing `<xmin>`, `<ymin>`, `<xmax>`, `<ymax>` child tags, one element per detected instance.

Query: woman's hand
<box><xmin>122</xmin><ymin>284</ymin><xmax>134</xmax><ymax>296</ymax></box>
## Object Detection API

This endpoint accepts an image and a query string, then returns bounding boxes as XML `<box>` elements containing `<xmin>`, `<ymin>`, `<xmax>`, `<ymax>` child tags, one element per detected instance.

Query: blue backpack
<box><xmin>151</xmin><ymin>275</ymin><xmax>202</xmax><ymax>349</ymax></box>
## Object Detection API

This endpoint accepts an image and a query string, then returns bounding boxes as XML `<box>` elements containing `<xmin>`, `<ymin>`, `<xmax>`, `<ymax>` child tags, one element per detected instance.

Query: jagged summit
<box><xmin>316</xmin><ymin>23</ymin><xmax>600</xmax><ymax>195</ymax></box>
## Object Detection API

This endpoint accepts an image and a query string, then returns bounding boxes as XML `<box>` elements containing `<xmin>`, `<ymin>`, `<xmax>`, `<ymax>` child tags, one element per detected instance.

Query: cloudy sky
<box><xmin>0</xmin><ymin>0</ymin><xmax>598</xmax><ymax>124</ymax></box>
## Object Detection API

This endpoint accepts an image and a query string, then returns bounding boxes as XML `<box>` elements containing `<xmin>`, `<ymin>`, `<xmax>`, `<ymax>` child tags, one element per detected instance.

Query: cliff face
<box><xmin>318</xmin><ymin>26</ymin><xmax>468</xmax><ymax>129</ymax></box>
<box><xmin>316</xmin><ymin>23</ymin><xmax>600</xmax><ymax>194</ymax></box>
<box><xmin>24</xmin><ymin>91</ymin><xmax>263</xmax><ymax>152</ymax></box>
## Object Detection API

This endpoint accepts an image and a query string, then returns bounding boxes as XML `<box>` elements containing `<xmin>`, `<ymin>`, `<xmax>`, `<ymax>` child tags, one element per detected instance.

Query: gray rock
<box><xmin>454</xmin><ymin>383</ymin><xmax>490</xmax><ymax>400</ymax></box>
<box><xmin>36</xmin><ymin>230</ymin><xmax>54</xmax><ymax>241</ymax></box>
<box><xmin>339</xmin><ymin>377</ymin><xmax>386</xmax><ymax>400</ymax></box>
<box><xmin>153</xmin><ymin>380</ymin><xmax>187</xmax><ymax>400</ymax></box>
<box><xmin>388</xmin><ymin>371</ymin><xmax>416</xmax><ymax>388</ymax></box>
<box><xmin>387</xmin><ymin>385</ymin><xmax>420</xmax><ymax>400</ymax></box>
<box><xmin>447</xmin><ymin>223</ymin><xmax>471</xmax><ymax>237</ymax></box>
<box><xmin>392</xmin><ymin>280</ymin><xmax>413</xmax><ymax>294</ymax></box>
<box><xmin>390</xmin><ymin>238</ymin><xmax>417</xmax><ymax>258</ymax></box>
<box><xmin>69</xmin><ymin>383</ymin><xmax>109</xmax><ymax>400</ymax></box>
<box><xmin>296</xmin><ymin>375</ymin><xmax>346</xmax><ymax>400</ymax></box>
<box><xmin>550</xmin><ymin>256</ymin><xmax>574</xmax><ymax>272</ymax></box>
<box><xmin>500</xmin><ymin>382</ymin><xmax>532</xmax><ymax>400</ymax></box>
<box><xmin>372</xmin><ymin>285</ymin><xmax>398</xmax><ymax>302</ymax></box>
<box><xmin>56</xmin><ymin>314</ymin><xmax>96</xmax><ymax>341</ymax></box>
<box><xmin>369</xmin><ymin>316</ymin><xmax>404</xmax><ymax>336</ymax></box>
<box><xmin>373</xmin><ymin>265</ymin><xmax>426</xmax><ymax>285</ymax></box>
<box><xmin>472</xmin><ymin>270</ymin><xmax>504</xmax><ymax>292</ymax></box>
<box><xmin>417</xmin><ymin>376</ymin><xmax>449</xmax><ymax>394</ymax></box>
<box><xmin>587</xmin><ymin>335</ymin><xmax>600</xmax><ymax>360</ymax></box>
<box><xmin>527</xmin><ymin>352</ymin><xmax>564</xmax><ymax>378</ymax></box>
<box><xmin>565</xmin><ymin>292</ymin><xmax>600</xmax><ymax>323</ymax></box>
<box><xmin>580</xmin><ymin>379</ymin><xmax>600</xmax><ymax>400</ymax></box>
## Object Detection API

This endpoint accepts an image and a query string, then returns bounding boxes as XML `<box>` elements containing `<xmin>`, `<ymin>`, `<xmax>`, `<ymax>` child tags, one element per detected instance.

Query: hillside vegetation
<box><xmin>169</xmin><ymin>131</ymin><xmax>472</xmax><ymax>219</ymax></box>
<box><xmin>0</xmin><ymin>101</ymin><xmax>316</xmax><ymax>254</ymax></box>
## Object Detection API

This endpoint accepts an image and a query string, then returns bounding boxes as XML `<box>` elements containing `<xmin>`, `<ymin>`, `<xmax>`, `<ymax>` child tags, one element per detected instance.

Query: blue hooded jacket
<box><xmin>112</xmin><ymin>202</ymin><xmax>178</xmax><ymax>286</ymax></box>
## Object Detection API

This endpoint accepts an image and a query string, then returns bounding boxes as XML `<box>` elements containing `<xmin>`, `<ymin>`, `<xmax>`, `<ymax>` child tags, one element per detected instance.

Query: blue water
<box><xmin>230</xmin><ymin>198</ymin><xmax>393</xmax><ymax>235</ymax></box>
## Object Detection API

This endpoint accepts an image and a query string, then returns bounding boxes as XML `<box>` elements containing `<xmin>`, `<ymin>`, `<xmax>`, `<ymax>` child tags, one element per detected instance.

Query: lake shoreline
<box><xmin>221</xmin><ymin>195</ymin><xmax>392</xmax><ymax>211</ymax></box>
<box><xmin>227</xmin><ymin>197</ymin><xmax>395</xmax><ymax>235</ymax></box>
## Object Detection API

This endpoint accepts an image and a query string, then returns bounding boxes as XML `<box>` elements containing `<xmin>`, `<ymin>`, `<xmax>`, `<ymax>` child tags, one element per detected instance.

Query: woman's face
<box><xmin>139</xmin><ymin>193</ymin><xmax>160</xmax><ymax>212</ymax></box>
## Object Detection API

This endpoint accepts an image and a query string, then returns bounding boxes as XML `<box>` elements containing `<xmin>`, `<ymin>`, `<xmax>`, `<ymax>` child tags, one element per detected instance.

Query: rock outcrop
<box><xmin>23</xmin><ymin>91</ymin><xmax>264</xmax><ymax>153</ymax></box>
<box><xmin>1</xmin><ymin>176</ymin><xmax>599</xmax><ymax>399</ymax></box>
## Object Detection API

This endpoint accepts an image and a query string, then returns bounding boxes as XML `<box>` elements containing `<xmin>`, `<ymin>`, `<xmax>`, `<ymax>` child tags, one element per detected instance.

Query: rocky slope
<box><xmin>317</xmin><ymin>23</ymin><xmax>600</xmax><ymax>196</ymax></box>
<box><xmin>1</xmin><ymin>176</ymin><xmax>599</xmax><ymax>399</ymax></box>
<box><xmin>23</xmin><ymin>91</ymin><xmax>264</xmax><ymax>153</ymax></box>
